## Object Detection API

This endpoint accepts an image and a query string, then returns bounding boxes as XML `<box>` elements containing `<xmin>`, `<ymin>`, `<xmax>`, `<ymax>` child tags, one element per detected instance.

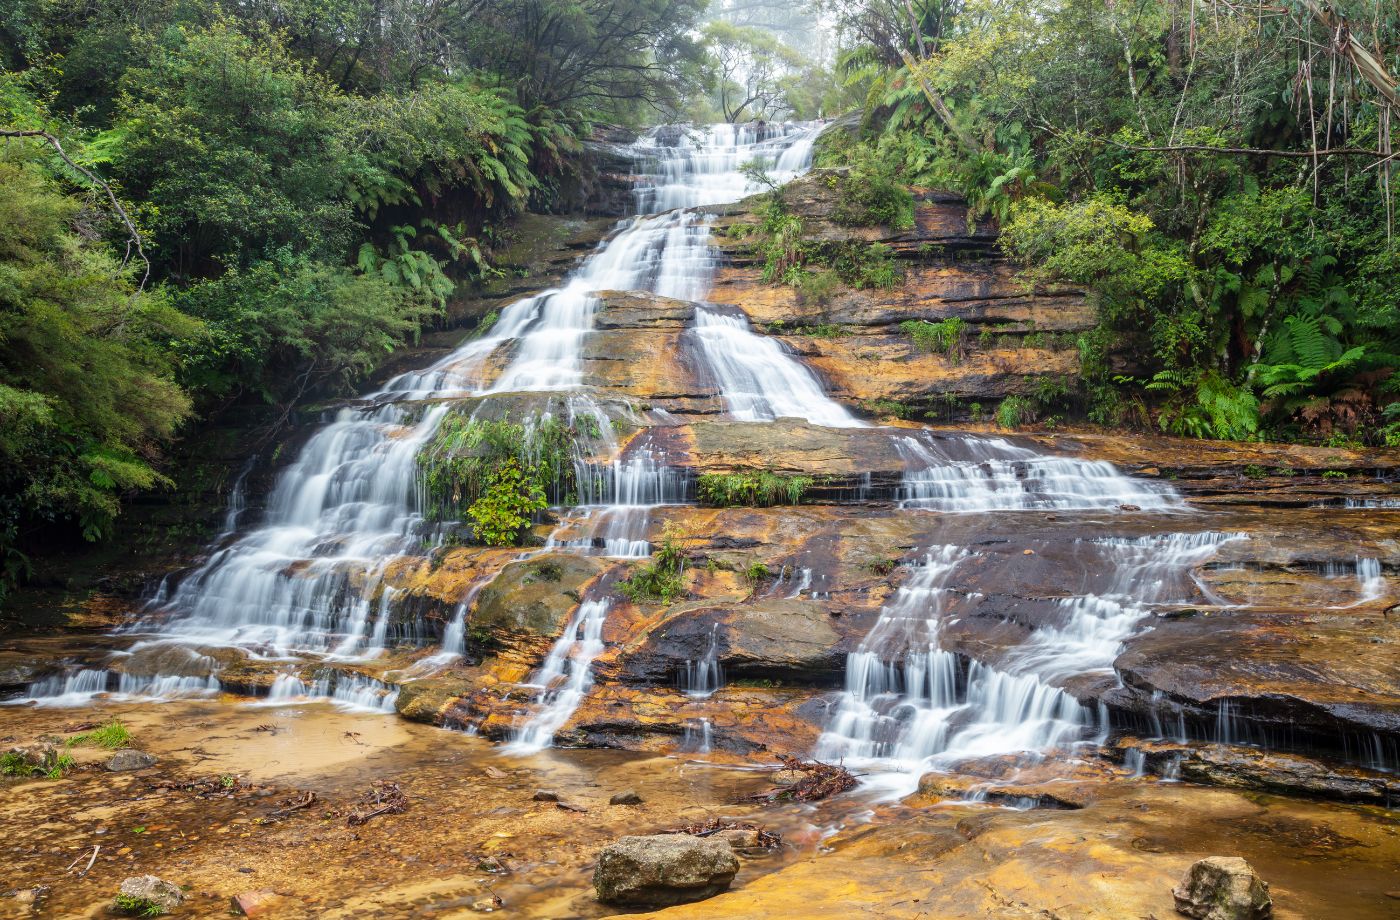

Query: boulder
<box><xmin>116</xmin><ymin>875</ymin><xmax>184</xmax><ymax>914</ymax></box>
<box><xmin>106</xmin><ymin>750</ymin><xmax>157</xmax><ymax>772</ymax></box>
<box><xmin>1172</xmin><ymin>857</ymin><xmax>1272</xmax><ymax>920</ymax></box>
<box><xmin>609</xmin><ymin>790</ymin><xmax>643</xmax><ymax>805</ymax></box>
<box><xmin>593</xmin><ymin>834</ymin><xmax>739</xmax><ymax>906</ymax></box>
<box><xmin>471</xmin><ymin>554</ymin><xmax>605</xmax><ymax>636</ymax></box>
<box><xmin>532</xmin><ymin>790</ymin><xmax>560</xmax><ymax>802</ymax></box>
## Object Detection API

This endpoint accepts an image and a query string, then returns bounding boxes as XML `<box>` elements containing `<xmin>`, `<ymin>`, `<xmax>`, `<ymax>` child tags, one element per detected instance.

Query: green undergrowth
<box><xmin>1</xmin><ymin>749</ymin><xmax>76</xmax><ymax>780</ymax></box>
<box><xmin>618</xmin><ymin>526</ymin><xmax>687</xmax><ymax>605</ymax></box>
<box><xmin>901</xmin><ymin>318</ymin><xmax>967</xmax><ymax>362</ymax></box>
<box><xmin>696</xmin><ymin>471</ymin><xmax>814</xmax><ymax>507</ymax></box>
<box><xmin>418</xmin><ymin>413</ymin><xmax>575</xmax><ymax>547</ymax></box>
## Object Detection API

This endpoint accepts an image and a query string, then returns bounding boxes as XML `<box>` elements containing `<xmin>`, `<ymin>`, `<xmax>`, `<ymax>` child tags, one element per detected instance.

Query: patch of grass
<box><xmin>1241</xmin><ymin>464</ymin><xmax>1267</xmax><ymax>479</ymax></box>
<box><xmin>1322</xmin><ymin>469</ymin><xmax>1348</xmax><ymax>479</ymax></box>
<box><xmin>67</xmin><ymin>718</ymin><xmax>131</xmax><ymax>749</ymax></box>
<box><xmin>113</xmin><ymin>893</ymin><xmax>166</xmax><ymax>916</ymax></box>
<box><xmin>901</xmin><ymin>318</ymin><xmax>966</xmax><ymax>362</ymax></box>
<box><xmin>861</xmin><ymin>399</ymin><xmax>912</xmax><ymax>419</ymax></box>
<box><xmin>618</xmin><ymin>527</ymin><xmax>688</xmax><ymax>605</ymax></box>
<box><xmin>744</xmin><ymin>561</ymin><xmax>770</xmax><ymax>583</ymax></box>
<box><xmin>696</xmin><ymin>471</ymin><xmax>813</xmax><ymax>507</ymax></box>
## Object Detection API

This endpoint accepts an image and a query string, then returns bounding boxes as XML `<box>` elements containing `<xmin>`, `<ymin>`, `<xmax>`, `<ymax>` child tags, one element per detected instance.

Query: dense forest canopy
<box><xmin>0</xmin><ymin>0</ymin><xmax>1397</xmax><ymax>601</ymax></box>
<box><xmin>821</xmin><ymin>0</ymin><xmax>1398</xmax><ymax>443</ymax></box>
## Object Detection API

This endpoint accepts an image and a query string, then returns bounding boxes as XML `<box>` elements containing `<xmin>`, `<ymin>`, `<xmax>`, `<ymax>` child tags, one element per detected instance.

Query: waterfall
<box><xmin>14</xmin><ymin>122</ymin><xmax>828</xmax><ymax>710</ymax></box>
<box><xmin>505</xmin><ymin>598</ymin><xmax>613</xmax><ymax>754</ymax></box>
<box><xmin>691</xmin><ymin>307</ymin><xmax>866</xmax><ymax>427</ymax></box>
<box><xmin>816</xmin><ymin>532</ymin><xmax>1245</xmax><ymax>797</ymax></box>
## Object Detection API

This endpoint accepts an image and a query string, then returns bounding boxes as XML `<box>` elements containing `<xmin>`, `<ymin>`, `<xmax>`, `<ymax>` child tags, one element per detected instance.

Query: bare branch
<box><xmin>1</xmin><ymin>128</ymin><xmax>151</xmax><ymax>292</ymax></box>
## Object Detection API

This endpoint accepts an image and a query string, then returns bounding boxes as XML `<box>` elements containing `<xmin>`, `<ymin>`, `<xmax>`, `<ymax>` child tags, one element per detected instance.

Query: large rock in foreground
<box><xmin>1172</xmin><ymin>857</ymin><xmax>1272</xmax><ymax>920</ymax></box>
<box><xmin>593</xmin><ymin>834</ymin><xmax>739</xmax><ymax>906</ymax></box>
<box><xmin>116</xmin><ymin>875</ymin><xmax>184</xmax><ymax>914</ymax></box>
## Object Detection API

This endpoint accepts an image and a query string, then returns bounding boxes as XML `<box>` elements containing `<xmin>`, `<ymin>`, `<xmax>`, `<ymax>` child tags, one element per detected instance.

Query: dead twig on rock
<box><xmin>264</xmin><ymin>790</ymin><xmax>317</xmax><ymax>822</ymax></box>
<box><xmin>666</xmin><ymin>817</ymin><xmax>782</xmax><ymax>849</ymax></box>
<box><xmin>345</xmin><ymin>781</ymin><xmax>407</xmax><ymax>826</ymax></box>
<box><xmin>742</xmin><ymin>755</ymin><xmax>857</xmax><ymax>804</ymax></box>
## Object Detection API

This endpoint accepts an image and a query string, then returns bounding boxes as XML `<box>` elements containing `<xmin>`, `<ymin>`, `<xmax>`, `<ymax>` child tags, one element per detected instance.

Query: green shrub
<box><xmin>832</xmin><ymin>149</ymin><xmax>916</xmax><ymax>229</ymax></box>
<box><xmin>744</xmin><ymin>561</ymin><xmax>770</xmax><ymax>583</ymax></box>
<box><xmin>467</xmin><ymin>459</ymin><xmax>547</xmax><ymax>547</ymax></box>
<box><xmin>1321</xmin><ymin>469</ymin><xmax>1348</xmax><ymax>480</ymax></box>
<box><xmin>696</xmin><ymin>471</ymin><xmax>813</xmax><ymax>507</ymax></box>
<box><xmin>996</xmin><ymin>396</ymin><xmax>1036</xmax><ymax>429</ymax></box>
<box><xmin>901</xmin><ymin>318</ymin><xmax>966</xmax><ymax>362</ymax></box>
<box><xmin>418</xmin><ymin>413</ymin><xmax>573</xmax><ymax>545</ymax></box>
<box><xmin>793</xmin><ymin>269</ymin><xmax>841</xmax><ymax>305</ymax></box>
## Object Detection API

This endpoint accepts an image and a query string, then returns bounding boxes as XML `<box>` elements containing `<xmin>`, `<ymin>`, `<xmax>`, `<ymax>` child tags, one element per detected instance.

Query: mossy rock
<box><xmin>471</xmin><ymin>554</ymin><xmax>607</xmax><ymax>636</ymax></box>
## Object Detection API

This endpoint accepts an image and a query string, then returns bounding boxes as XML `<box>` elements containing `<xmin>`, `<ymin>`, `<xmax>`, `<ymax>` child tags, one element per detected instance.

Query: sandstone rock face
<box><xmin>620</xmin><ymin>597</ymin><xmax>844</xmax><ymax>687</ymax></box>
<box><xmin>117</xmin><ymin>875</ymin><xmax>184</xmax><ymax>913</ymax></box>
<box><xmin>1172</xmin><ymin>856</ymin><xmax>1272</xmax><ymax>920</ymax></box>
<box><xmin>593</xmin><ymin>834</ymin><xmax>739</xmax><ymax>906</ymax></box>
<box><xmin>703</xmin><ymin>171</ymin><xmax>1090</xmax><ymax>415</ymax></box>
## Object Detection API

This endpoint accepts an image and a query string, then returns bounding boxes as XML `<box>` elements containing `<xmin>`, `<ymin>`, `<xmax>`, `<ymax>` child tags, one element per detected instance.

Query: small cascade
<box><xmin>681</xmin><ymin>624</ymin><xmax>724</xmax><ymax>698</ymax></box>
<box><xmin>1357</xmin><ymin>557</ymin><xmax>1386</xmax><ymax>603</ymax></box>
<box><xmin>893</xmin><ymin>434</ymin><xmax>1176</xmax><ymax>513</ymax></box>
<box><xmin>817</xmin><ymin>532</ymin><xmax>1245</xmax><ymax>796</ymax></box>
<box><xmin>254</xmin><ymin>672</ymin><xmax>398</xmax><ymax>713</ymax></box>
<box><xmin>506</xmin><ymin>598</ymin><xmax>613</xmax><ymax>754</ymax></box>
<box><xmin>220</xmin><ymin>454</ymin><xmax>257</xmax><ymax>537</ymax></box>
<box><xmin>683</xmin><ymin>718</ymin><xmax>714</xmax><ymax>754</ymax></box>
<box><xmin>691</xmin><ymin>307</ymin><xmax>866</xmax><ymax>428</ymax></box>
<box><xmin>11</xmin><ymin>668</ymin><xmax>222</xmax><ymax>708</ymax></box>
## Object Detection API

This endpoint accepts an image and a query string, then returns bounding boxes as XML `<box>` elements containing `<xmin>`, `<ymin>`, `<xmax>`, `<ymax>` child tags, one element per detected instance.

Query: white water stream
<box><xmin>815</xmin><ymin>532</ymin><xmax>1246</xmax><ymax>797</ymax></box>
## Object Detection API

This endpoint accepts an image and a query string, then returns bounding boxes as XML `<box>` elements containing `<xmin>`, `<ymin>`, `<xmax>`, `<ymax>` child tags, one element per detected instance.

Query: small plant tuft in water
<box><xmin>618</xmin><ymin>526</ymin><xmax>687</xmax><ymax>605</ymax></box>
<box><xmin>67</xmin><ymin>719</ymin><xmax>131</xmax><ymax>749</ymax></box>
<box><xmin>113</xmin><ymin>893</ymin><xmax>166</xmax><ymax>916</ymax></box>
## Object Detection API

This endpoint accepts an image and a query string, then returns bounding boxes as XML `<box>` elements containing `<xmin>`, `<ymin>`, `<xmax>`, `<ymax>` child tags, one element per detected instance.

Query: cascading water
<box><xmin>816</xmin><ymin>532</ymin><xmax>1246</xmax><ymax>797</ymax></box>
<box><xmin>506</xmin><ymin>598</ymin><xmax>612</xmax><ymax>754</ymax></box>
<box><xmin>681</xmin><ymin>624</ymin><xmax>724</xmax><ymax>698</ymax></box>
<box><xmin>691</xmin><ymin>307</ymin><xmax>867</xmax><ymax>427</ymax></box>
<box><xmin>893</xmin><ymin>432</ymin><xmax>1176</xmax><ymax>512</ymax></box>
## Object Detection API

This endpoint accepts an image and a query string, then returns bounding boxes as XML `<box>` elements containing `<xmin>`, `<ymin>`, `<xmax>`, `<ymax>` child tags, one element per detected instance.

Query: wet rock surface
<box><xmin>592</xmin><ymin>833</ymin><xmax>739</xmax><ymax>906</ymax></box>
<box><xmin>1114</xmin><ymin>739</ymin><xmax>1399</xmax><ymax>805</ymax></box>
